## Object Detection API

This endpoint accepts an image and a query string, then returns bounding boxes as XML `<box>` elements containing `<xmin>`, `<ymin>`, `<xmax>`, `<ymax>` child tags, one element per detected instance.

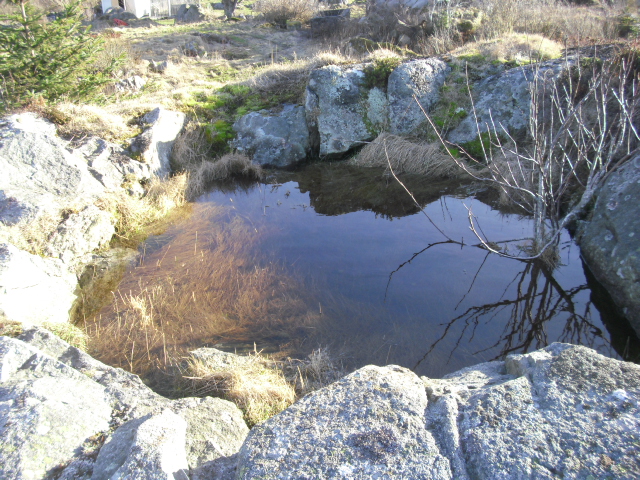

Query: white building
<box><xmin>101</xmin><ymin>0</ymin><xmax>152</xmax><ymax>18</ymax></box>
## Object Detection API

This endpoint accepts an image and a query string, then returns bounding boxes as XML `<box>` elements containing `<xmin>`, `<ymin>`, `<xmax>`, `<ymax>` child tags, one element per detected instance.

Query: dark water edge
<box><xmin>82</xmin><ymin>162</ymin><xmax>640</xmax><ymax>384</ymax></box>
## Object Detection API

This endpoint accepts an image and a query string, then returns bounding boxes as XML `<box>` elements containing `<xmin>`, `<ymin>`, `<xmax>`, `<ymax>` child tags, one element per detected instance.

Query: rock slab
<box><xmin>232</xmin><ymin>104</ymin><xmax>310</xmax><ymax>167</ymax></box>
<box><xmin>238</xmin><ymin>343</ymin><xmax>640</xmax><ymax>479</ymax></box>
<box><xmin>0</xmin><ymin>243</ymin><xmax>77</xmax><ymax>325</ymax></box>
<box><xmin>305</xmin><ymin>64</ymin><xmax>373</xmax><ymax>158</ymax></box>
<box><xmin>130</xmin><ymin>107</ymin><xmax>186</xmax><ymax>178</ymax></box>
<box><xmin>237</xmin><ymin>364</ymin><xmax>452</xmax><ymax>479</ymax></box>
<box><xmin>577</xmin><ymin>155</ymin><xmax>640</xmax><ymax>336</ymax></box>
<box><xmin>388</xmin><ymin>58</ymin><xmax>449</xmax><ymax>136</ymax></box>
<box><xmin>0</xmin><ymin>113</ymin><xmax>105</xmax><ymax>225</ymax></box>
<box><xmin>0</xmin><ymin>329</ymin><xmax>250</xmax><ymax>480</ymax></box>
<box><xmin>448</xmin><ymin>57</ymin><xmax>575</xmax><ymax>145</ymax></box>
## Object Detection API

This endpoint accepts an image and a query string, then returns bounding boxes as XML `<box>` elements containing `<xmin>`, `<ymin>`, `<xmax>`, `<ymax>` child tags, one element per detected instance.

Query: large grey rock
<box><xmin>237</xmin><ymin>344</ymin><xmax>640</xmax><ymax>479</ymax></box>
<box><xmin>18</xmin><ymin>327</ymin><xmax>167</xmax><ymax>417</ymax></box>
<box><xmin>129</xmin><ymin>107</ymin><xmax>186</xmax><ymax>178</ymax></box>
<box><xmin>14</xmin><ymin>327</ymin><xmax>250</xmax><ymax>479</ymax></box>
<box><xmin>0</xmin><ymin>243</ymin><xmax>76</xmax><ymax>325</ymax></box>
<box><xmin>388</xmin><ymin>58</ymin><xmax>449</xmax><ymax>135</ymax></box>
<box><xmin>46</xmin><ymin>205</ymin><xmax>115</xmax><ymax>266</ymax></box>
<box><xmin>237</xmin><ymin>364</ymin><xmax>453</xmax><ymax>479</ymax></box>
<box><xmin>0</xmin><ymin>113</ymin><xmax>105</xmax><ymax>225</ymax></box>
<box><xmin>0</xmin><ymin>336</ymin><xmax>113</xmax><ymax>480</ymax></box>
<box><xmin>448</xmin><ymin>57</ymin><xmax>575</xmax><ymax>145</ymax></box>
<box><xmin>577</xmin><ymin>155</ymin><xmax>640</xmax><ymax>336</ymax></box>
<box><xmin>305</xmin><ymin>64</ymin><xmax>375</xmax><ymax>158</ymax></box>
<box><xmin>172</xmin><ymin>396</ymin><xmax>249</xmax><ymax>469</ymax></box>
<box><xmin>175</xmin><ymin>4</ymin><xmax>204</xmax><ymax>23</ymax></box>
<box><xmin>232</xmin><ymin>104</ymin><xmax>310</xmax><ymax>167</ymax></box>
<box><xmin>92</xmin><ymin>410</ymin><xmax>189</xmax><ymax>480</ymax></box>
<box><xmin>74</xmin><ymin>136</ymin><xmax>153</xmax><ymax>196</ymax></box>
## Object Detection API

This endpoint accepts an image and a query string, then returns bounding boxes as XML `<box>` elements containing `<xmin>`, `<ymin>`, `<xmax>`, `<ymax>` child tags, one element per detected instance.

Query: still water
<box><xmin>92</xmin><ymin>163</ymin><xmax>639</xmax><ymax>380</ymax></box>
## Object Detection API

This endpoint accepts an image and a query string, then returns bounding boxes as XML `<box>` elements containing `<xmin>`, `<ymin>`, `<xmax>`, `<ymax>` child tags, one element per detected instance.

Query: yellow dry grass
<box><xmin>96</xmin><ymin>173</ymin><xmax>188</xmax><ymax>246</ymax></box>
<box><xmin>183</xmin><ymin>352</ymin><xmax>296</xmax><ymax>426</ymax></box>
<box><xmin>0</xmin><ymin>210</ymin><xmax>64</xmax><ymax>257</ymax></box>
<box><xmin>53</xmin><ymin>103</ymin><xmax>140</xmax><ymax>144</ymax></box>
<box><xmin>353</xmin><ymin>133</ymin><xmax>466</xmax><ymax>178</ymax></box>
<box><xmin>452</xmin><ymin>33</ymin><xmax>563</xmax><ymax>64</ymax></box>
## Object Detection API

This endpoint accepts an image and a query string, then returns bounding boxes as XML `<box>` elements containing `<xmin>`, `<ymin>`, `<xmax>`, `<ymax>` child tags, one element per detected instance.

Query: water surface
<box><xmin>91</xmin><ymin>163</ymin><xmax>640</xmax><ymax>380</ymax></box>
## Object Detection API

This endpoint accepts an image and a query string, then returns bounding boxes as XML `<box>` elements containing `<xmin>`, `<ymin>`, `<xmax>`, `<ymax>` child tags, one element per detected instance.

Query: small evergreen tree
<box><xmin>0</xmin><ymin>0</ymin><xmax>122</xmax><ymax>110</ymax></box>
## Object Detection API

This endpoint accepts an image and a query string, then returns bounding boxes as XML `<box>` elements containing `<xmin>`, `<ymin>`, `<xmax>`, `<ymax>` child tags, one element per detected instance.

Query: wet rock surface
<box><xmin>577</xmin><ymin>155</ymin><xmax>640</xmax><ymax>337</ymax></box>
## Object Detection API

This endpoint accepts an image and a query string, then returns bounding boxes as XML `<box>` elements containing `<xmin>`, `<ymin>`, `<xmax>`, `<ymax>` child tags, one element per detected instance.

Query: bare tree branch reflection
<box><xmin>413</xmin><ymin>255</ymin><xmax>608</xmax><ymax>371</ymax></box>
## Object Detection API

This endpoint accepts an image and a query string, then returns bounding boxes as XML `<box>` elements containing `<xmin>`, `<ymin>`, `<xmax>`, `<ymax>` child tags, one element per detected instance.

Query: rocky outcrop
<box><xmin>0</xmin><ymin>108</ymin><xmax>183</xmax><ymax>326</ymax></box>
<box><xmin>0</xmin><ymin>336</ymin><xmax>113</xmax><ymax>480</ymax></box>
<box><xmin>129</xmin><ymin>107</ymin><xmax>186</xmax><ymax>178</ymax></box>
<box><xmin>305</xmin><ymin>64</ymin><xmax>373</xmax><ymax>158</ymax></box>
<box><xmin>448</xmin><ymin>57</ymin><xmax>575</xmax><ymax>145</ymax></box>
<box><xmin>0</xmin><ymin>244</ymin><xmax>77</xmax><ymax>325</ymax></box>
<box><xmin>303</xmin><ymin>59</ymin><xmax>449</xmax><ymax>158</ymax></box>
<box><xmin>388</xmin><ymin>58</ymin><xmax>449</xmax><ymax>136</ymax></box>
<box><xmin>577</xmin><ymin>155</ymin><xmax>640</xmax><ymax>336</ymax></box>
<box><xmin>0</xmin><ymin>113</ymin><xmax>105</xmax><ymax>225</ymax></box>
<box><xmin>237</xmin><ymin>343</ymin><xmax>640</xmax><ymax>479</ymax></box>
<box><xmin>232</xmin><ymin>104</ymin><xmax>310</xmax><ymax>167</ymax></box>
<box><xmin>2</xmin><ymin>330</ymin><xmax>639</xmax><ymax>479</ymax></box>
<box><xmin>175</xmin><ymin>4</ymin><xmax>204</xmax><ymax>24</ymax></box>
<box><xmin>45</xmin><ymin>205</ymin><xmax>115</xmax><ymax>266</ymax></box>
<box><xmin>0</xmin><ymin>328</ymin><xmax>249</xmax><ymax>480</ymax></box>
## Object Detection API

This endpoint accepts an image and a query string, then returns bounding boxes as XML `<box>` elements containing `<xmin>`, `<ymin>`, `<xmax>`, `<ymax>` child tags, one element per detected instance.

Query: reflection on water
<box><xmin>88</xmin><ymin>163</ymin><xmax>639</xmax><ymax>383</ymax></box>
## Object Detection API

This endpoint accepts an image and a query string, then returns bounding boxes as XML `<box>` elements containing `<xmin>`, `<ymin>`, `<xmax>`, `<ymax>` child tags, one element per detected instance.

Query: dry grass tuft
<box><xmin>173</xmin><ymin>125</ymin><xmax>263</xmax><ymax>199</ymax></box>
<box><xmin>41</xmin><ymin>322</ymin><xmax>88</xmax><ymax>351</ymax></box>
<box><xmin>452</xmin><ymin>33</ymin><xmax>563</xmax><ymax>64</ymax></box>
<box><xmin>187</xmin><ymin>154</ymin><xmax>263</xmax><ymax>199</ymax></box>
<box><xmin>353</xmin><ymin>133</ymin><xmax>466</xmax><ymax>178</ymax></box>
<box><xmin>286</xmin><ymin>347</ymin><xmax>346</xmax><ymax>396</ymax></box>
<box><xmin>255</xmin><ymin>0</ymin><xmax>318</xmax><ymax>27</ymax></box>
<box><xmin>241</xmin><ymin>50</ymin><xmax>353</xmax><ymax>102</ymax></box>
<box><xmin>0</xmin><ymin>210</ymin><xmax>65</xmax><ymax>256</ymax></box>
<box><xmin>53</xmin><ymin>103</ymin><xmax>139</xmax><ymax>143</ymax></box>
<box><xmin>183</xmin><ymin>352</ymin><xmax>296</xmax><ymax>426</ymax></box>
<box><xmin>97</xmin><ymin>173</ymin><xmax>188</xmax><ymax>245</ymax></box>
<box><xmin>0</xmin><ymin>319</ymin><xmax>23</xmax><ymax>338</ymax></box>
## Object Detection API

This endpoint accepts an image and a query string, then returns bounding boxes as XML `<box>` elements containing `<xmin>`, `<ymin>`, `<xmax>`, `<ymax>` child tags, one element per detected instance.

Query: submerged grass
<box><xmin>84</xmin><ymin>205</ymin><xmax>322</xmax><ymax>394</ymax></box>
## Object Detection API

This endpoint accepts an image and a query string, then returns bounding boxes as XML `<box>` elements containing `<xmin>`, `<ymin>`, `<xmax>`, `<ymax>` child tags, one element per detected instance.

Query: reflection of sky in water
<box><xmin>198</xmin><ymin>176</ymin><xmax>624</xmax><ymax>378</ymax></box>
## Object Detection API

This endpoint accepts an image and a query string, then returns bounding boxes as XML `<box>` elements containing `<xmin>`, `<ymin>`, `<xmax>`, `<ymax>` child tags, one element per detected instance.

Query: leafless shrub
<box><xmin>432</xmin><ymin>52</ymin><xmax>640</xmax><ymax>258</ymax></box>
<box><xmin>353</xmin><ymin>133</ymin><xmax>466</xmax><ymax>178</ymax></box>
